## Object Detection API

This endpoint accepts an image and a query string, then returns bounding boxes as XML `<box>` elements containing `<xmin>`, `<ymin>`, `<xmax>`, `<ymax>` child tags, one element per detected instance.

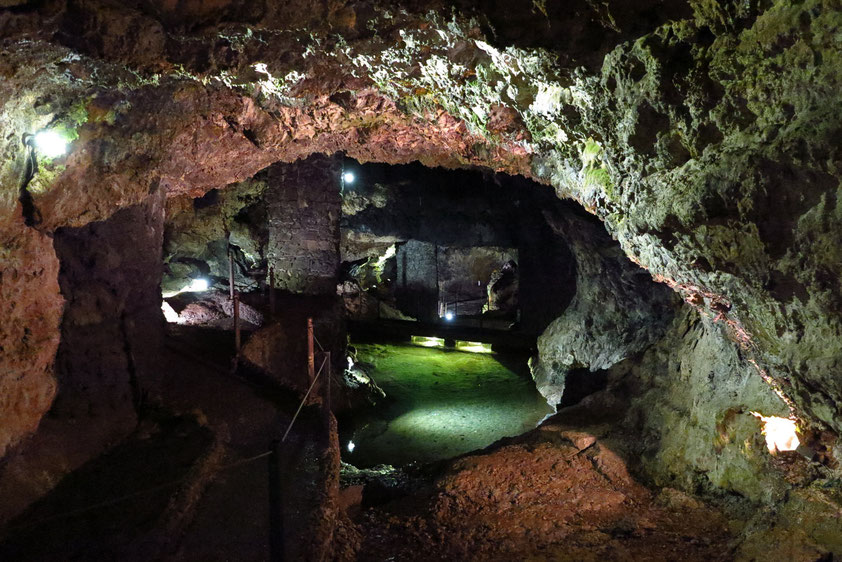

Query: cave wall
<box><xmin>616</xmin><ymin>308</ymin><xmax>793</xmax><ymax>503</ymax></box>
<box><xmin>394</xmin><ymin>240</ymin><xmax>438</xmax><ymax>321</ymax></box>
<box><xmin>0</xmin><ymin>188</ymin><xmax>167</xmax><ymax>524</ymax></box>
<box><xmin>0</xmin><ymin>227</ymin><xmax>62</xmax><ymax>459</ymax></box>
<box><xmin>559</xmin><ymin>0</ymin><xmax>842</xmax><ymax>436</ymax></box>
<box><xmin>163</xmin><ymin>176</ymin><xmax>269</xmax><ymax>294</ymax></box>
<box><xmin>587</xmin><ymin>306</ymin><xmax>842</xmax><ymax>557</ymax></box>
<box><xmin>437</xmin><ymin>245</ymin><xmax>516</xmax><ymax>314</ymax></box>
<box><xmin>0</xmin><ymin>2</ymin><xmax>841</xmax><ymax>545</ymax></box>
<box><xmin>52</xmin><ymin>187</ymin><xmax>166</xmax><ymax>436</ymax></box>
<box><xmin>266</xmin><ymin>154</ymin><xmax>342</xmax><ymax>295</ymax></box>
<box><xmin>531</xmin><ymin>204</ymin><xmax>678</xmax><ymax>405</ymax></box>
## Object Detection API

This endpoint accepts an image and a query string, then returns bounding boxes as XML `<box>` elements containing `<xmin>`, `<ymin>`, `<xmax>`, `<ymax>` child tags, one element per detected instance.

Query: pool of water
<box><xmin>340</xmin><ymin>342</ymin><xmax>553</xmax><ymax>468</ymax></box>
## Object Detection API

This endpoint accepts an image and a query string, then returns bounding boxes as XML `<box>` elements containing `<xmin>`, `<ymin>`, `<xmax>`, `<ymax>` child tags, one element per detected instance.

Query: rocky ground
<box><xmin>350</xmin><ymin>420</ymin><xmax>734</xmax><ymax>561</ymax></box>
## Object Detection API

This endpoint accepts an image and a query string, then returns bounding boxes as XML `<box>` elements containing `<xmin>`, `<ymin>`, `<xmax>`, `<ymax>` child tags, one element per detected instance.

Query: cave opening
<box><xmin>36</xmin><ymin>149</ymin><xmax>674</xmax><ymax>479</ymax></box>
<box><xmin>336</xmin><ymin>161</ymin><xmax>579</xmax><ymax>466</ymax></box>
<box><xmin>1</xmin><ymin>150</ymin><xmax>688</xmax><ymax>559</ymax></box>
<box><xmin>157</xmin><ymin>155</ymin><xmax>598</xmax><ymax>468</ymax></box>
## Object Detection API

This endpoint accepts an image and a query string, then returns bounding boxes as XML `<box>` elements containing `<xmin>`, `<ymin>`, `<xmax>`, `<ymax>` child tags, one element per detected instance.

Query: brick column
<box><xmin>266</xmin><ymin>154</ymin><xmax>342</xmax><ymax>295</ymax></box>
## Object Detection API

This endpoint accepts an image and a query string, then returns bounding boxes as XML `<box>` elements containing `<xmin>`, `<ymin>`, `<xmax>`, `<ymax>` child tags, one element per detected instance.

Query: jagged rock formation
<box><xmin>357</xmin><ymin>419</ymin><xmax>734</xmax><ymax>560</ymax></box>
<box><xmin>164</xmin><ymin>176</ymin><xmax>269</xmax><ymax>294</ymax></box>
<box><xmin>484</xmin><ymin>259</ymin><xmax>518</xmax><ymax>315</ymax></box>
<box><xmin>1</xmin><ymin>0</ymin><xmax>842</xmax><ymax>555</ymax></box>
<box><xmin>531</xmin><ymin>204</ymin><xmax>678</xmax><ymax>405</ymax></box>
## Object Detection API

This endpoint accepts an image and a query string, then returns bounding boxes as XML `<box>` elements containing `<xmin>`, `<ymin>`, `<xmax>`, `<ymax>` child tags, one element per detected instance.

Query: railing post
<box><xmin>233</xmin><ymin>293</ymin><xmax>241</xmax><ymax>354</ymax></box>
<box><xmin>229</xmin><ymin>251</ymin><xmax>235</xmax><ymax>300</ymax></box>
<box><xmin>269</xmin><ymin>266</ymin><xmax>276</xmax><ymax>319</ymax></box>
<box><xmin>307</xmin><ymin>318</ymin><xmax>315</xmax><ymax>386</ymax></box>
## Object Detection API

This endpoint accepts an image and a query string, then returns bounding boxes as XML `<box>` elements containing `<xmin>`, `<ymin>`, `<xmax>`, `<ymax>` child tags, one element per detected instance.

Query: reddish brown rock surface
<box><xmin>0</xmin><ymin>225</ymin><xmax>61</xmax><ymax>458</ymax></box>
<box><xmin>356</xmin><ymin>422</ymin><xmax>733</xmax><ymax>561</ymax></box>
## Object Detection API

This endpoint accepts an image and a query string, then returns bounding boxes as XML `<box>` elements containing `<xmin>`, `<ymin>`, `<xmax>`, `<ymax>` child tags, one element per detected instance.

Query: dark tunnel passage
<box><xmin>24</xmin><ymin>155</ymin><xmax>678</xmax><ymax>487</ymax></box>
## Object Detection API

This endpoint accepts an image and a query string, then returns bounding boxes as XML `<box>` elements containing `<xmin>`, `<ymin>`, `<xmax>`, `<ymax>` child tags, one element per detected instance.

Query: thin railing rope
<box><xmin>4</xmin><ymin>449</ymin><xmax>274</xmax><ymax>534</ymax></box>
<box><xmin>313</xmin><ymin>334</ymin><xmax>325</xmax><ymax>352</ymax></box>
<box><xmin>8</xmin><ymin>335</ymin><xmax>336</xmax><ymax>536</ymax></box>
<box><xmin>280</xmin><ymin>354</ymin><xmax>328</xmax><ymax>443</ymax></box>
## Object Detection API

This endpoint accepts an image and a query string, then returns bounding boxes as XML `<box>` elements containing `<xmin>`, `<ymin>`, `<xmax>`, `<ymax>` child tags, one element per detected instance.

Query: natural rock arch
<box><xmin>1</xmin><ymin>0</ymin><xmax>841</xmax><ymax>502</ymax></box>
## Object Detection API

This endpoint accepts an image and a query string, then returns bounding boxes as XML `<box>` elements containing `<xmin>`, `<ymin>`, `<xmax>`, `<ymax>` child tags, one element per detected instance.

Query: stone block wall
<box><xmin>266</xmin><ymin>155</ymin><xmax>341</xmax><ymax>295</ymax></box>
<box><xmin>395</xmin><ymin>239</ymin><xmax>439</xmax><ymax>321</ymax></box>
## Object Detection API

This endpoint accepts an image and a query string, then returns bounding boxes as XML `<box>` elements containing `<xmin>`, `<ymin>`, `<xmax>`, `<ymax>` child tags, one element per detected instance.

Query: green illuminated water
<box><xmin>341</xmin><ymin>342</ymin><xmax>553</xmax><ymax>467</ymax></box>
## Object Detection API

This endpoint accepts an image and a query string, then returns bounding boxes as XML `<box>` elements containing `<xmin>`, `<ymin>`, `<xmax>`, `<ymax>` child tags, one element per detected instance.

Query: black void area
<box><xmin>340</xmin><ymin>160</ymin><xmax>581</xmax><ymax>336</ymax></box>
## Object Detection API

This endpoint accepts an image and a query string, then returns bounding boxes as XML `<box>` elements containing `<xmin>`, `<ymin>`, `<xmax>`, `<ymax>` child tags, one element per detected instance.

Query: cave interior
<box><xmin>2</xmin><ymin>0</ymin><xmax>842</xmax><ymax>560</ymax></box>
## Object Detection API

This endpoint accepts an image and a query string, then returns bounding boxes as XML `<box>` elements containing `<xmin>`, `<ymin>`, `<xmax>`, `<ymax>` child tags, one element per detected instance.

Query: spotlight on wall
<box><xmin>33</xmin><ymin>130</ymin><xmax>68</xmax><ymax>158</ymax></box>
<box><xmin>343</xmin><ymin>171</ymin><xmax>355</xmax><ymax>184</ymax></box>
<box><xmin>751</xmin><ymin>412</ymin><xmax>800</xmax><ymax>454</ymax></box>
<box><xmin>455</xmin><ymin>340</ymin><xmax>493</xmax><ymax>353</ymax></box>
<box><xmin>189</xmin><ymin>278</ymin><xmax>210</xmax><ymax>292</ymax></box>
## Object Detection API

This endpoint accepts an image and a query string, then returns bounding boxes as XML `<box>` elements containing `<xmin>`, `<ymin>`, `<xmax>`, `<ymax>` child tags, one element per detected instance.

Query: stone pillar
<box><xmin>265</xmin><ymin>154</ymin><xmax>341</xmax><ymax>295</ymax></box>
<box><xmin>395</xmin><ymin>239</ymin><xmax>439</xmax><ymax>321</ymax></box>
<box><xmin>51</xmin><ymin>187</ymin><xmax>166</xmax><ymax>436</ymax></box>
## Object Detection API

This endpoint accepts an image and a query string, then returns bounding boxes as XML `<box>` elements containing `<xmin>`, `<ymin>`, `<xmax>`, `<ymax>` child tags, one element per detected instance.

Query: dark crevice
<box><xmin>243</xmin><ymin>129</ymin><xmax>260</xmax><ymax>147</ymax></box>
<box><xmin>119</xmin><ymin>313</ymin><xmax>144</xmax><ymax>414</ymax></box>
<box><xmin>18</xmin><ymin>141</ymin><xmax>42</xmax><ymax>228</ymax></box>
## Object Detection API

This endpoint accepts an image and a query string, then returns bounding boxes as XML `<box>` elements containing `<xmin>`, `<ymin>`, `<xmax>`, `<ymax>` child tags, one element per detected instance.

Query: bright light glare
<box><xmin>444</xmin><ymin>312</ymin><xmax>454</xmax><ymax>321</ymax></box>
<box><xmin>347</xmin><ymin>356</ymin><xmax>355</xmax><ymax>370</ymax></box>
<box><xmin>188</xmin><ymin>278</ymin><xmax>209</xmax><ymax>292</ymax></box>
<box><xmin>33</xmin><ymin>130</ymin><xmax>67</xmax><ymax>158</ymax></box>
<box><xmin>455</xmin><ymin>340</ymin><xmax>493</xmax><ymax>353</ymax></box>
<box><xmin>162</xmin><ymin>277</ymin><xmax>211</xmax><ymax>298</ymax></box>
<box><xmin>343</xmin><ymin>171</ymin><xmax>355</xmax><ymax>184</ymax></box>
<box><xmin>751</xmin><ymin>412</ymin><xmax>800</xmax><ymax>454</ymax></box>
<box><xmin>161</xmin><ymin>302</ymin><xmax>180</xmax><ymax>323</ymax></box>
<box><xmin>411</xmin><ymin>335</ymin><xmax>445</xmax><ymax>348</ymax></box>
<box><xmin>347</xmin><ymin>440</ymin><xmax>355</xmax><ymax>452</ymax></box>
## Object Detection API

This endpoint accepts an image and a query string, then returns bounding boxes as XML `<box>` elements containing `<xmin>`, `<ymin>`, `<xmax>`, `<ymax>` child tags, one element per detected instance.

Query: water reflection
<box><xmin>341</xmin><ymin>342</ymin><xmax>552</xmax><ymax>467</ymax></box>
